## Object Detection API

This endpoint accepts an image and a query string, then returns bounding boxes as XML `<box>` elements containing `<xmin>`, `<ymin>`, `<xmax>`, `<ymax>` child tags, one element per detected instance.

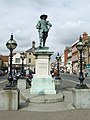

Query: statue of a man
<box><xmin>36</xmin><ymin>14</ymin><xmax>52</xmax><ymax>47</ymax></box>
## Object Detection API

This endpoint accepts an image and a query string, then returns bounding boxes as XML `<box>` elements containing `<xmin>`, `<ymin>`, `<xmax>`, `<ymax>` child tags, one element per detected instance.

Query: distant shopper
<box><xmin>26</xmin><ymin>69</ymin><xmax>33</xmax><ymax>88</ymax></box>
<box><xmin>54</xmin><ymin>68</ymin><xmax>58</xmax><ymax>79</ymax></box>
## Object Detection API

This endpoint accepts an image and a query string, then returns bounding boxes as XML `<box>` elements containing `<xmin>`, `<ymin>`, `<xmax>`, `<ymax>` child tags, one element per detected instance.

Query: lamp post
<box><xmin>20</xmin><ymin>52</ymin><xmax>25</xmax><ymax>78</ymax></box>
<box><xmin>75</xmin><ymin>36</ymin><xmax>88</xmax><ymax>89</ymax></box>
<box><xmin>5</xmin><ymin>34</ymin><xmax>17</xmax><ymax>89</ymax></box>
<box><xmin>55</xmin><ymin>53</ymin><xmax>61</xmax><ymax>80</ymax></box>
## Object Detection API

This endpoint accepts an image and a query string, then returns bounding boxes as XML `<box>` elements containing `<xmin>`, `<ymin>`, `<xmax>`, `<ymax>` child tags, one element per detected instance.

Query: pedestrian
<box><xmin>54</xmin><ymin>68</ymin><xmax>58</xmax><ymax>80</ymax></box>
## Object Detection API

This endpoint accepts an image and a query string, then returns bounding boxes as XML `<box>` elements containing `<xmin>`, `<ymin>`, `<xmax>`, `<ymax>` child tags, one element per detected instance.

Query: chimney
<box><xmin>82</xmin><ymin>32</ymin><xmax>88</xmax><ymax>41</ymax></box>
<box><xmin>32</xmin><ymin>41</ymin><xmax>35</xmax><ymax>48</ymax></box>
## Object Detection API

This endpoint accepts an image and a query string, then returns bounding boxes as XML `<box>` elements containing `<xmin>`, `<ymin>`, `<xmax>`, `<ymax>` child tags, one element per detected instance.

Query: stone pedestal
<box><xmin>31</xmin><ymin>47</ymin><xmax>56</xmax><ymax>95</ymax></box>
<box><xmin>72</xmin><ymin>88</ymin><xmax>90</xmax><ymax>108</ymax></box>
<box><xmin>0</xmin><ymin>89</ymin><xmax>20</xmax><ymax>110</ymax></box>
<box><xmin>35</xmin><ymin>47</ymin><xmax>52</xmax><ymax>77</ymax></box>
<box><xmin>31</xmin><ymin>76</ymin><xmax>56</xmax><ymax>94</ymax></box>
<box><xmin>17</xmin><ymin>78</ymin><xmax>26</xmax><ymax>90</ymax></box>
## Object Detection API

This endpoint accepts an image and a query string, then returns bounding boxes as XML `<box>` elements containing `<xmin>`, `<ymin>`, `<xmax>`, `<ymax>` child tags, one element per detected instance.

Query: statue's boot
<box><xmin>43</xmin><ymin>43</ymin><xmax>45</xmax><ymax>47</ymax></box>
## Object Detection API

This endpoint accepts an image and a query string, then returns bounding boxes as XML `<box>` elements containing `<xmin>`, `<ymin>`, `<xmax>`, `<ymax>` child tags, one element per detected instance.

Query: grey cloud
<box><xmin>0</xmin><ymin>0</ymin><xmax>90</xmax><ymax>56</ymax></box>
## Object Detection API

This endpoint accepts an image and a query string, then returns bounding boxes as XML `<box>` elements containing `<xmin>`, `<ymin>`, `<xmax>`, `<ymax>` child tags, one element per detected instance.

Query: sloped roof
<box><xmin>26</xmin><ymin>47</ymin><xmax>37</xmax><ymax>52</ymax></box>
<box><xmin>0</xmin><ymin>55</ymin><xmax>9</xmax><ymax>62</ymax></box>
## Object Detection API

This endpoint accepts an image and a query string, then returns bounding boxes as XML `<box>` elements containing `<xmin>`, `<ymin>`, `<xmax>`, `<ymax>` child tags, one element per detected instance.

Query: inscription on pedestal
<box><xmin>38</xmin><ymin>63</ymin><xmax>47</xmax><ymax>68</ymax></box>
<box><xmin>35</xmin><ymin>49</ymin><xmax>53</xmax><ymax>76</ymax></box>
<box><xmin>36</xmin><ymin>60</ymin><xmax>48</xmax><ymax>76</ymax></box>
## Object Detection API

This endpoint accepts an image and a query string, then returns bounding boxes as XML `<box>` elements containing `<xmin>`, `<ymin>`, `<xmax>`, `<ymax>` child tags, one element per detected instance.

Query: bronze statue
<box><xmin>36</xmin><ymin>14</ymin><xmax>52</xmax><ymax>47</ymax></box>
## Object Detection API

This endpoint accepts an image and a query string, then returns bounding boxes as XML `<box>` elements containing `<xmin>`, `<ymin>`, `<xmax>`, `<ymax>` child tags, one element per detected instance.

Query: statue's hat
<box><xmin>40</xmin><ymin>14</ymin><xmax>47</xmax><ymax>19</ymax></box>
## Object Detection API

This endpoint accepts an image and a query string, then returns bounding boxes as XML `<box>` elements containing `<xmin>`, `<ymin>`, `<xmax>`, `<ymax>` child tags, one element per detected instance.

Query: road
<box><xmin>60</xmin><ymin>73</ymin><xmax>90</xmax><ymax>89</ymax></box>
<box><xmin>0</xmin><ymin>73</ymin><xmax>90</xmax><ymax>90</ymax></box>
<box><xmin>61</xmin><ymin>73</ymin><xmax>90</xmax><ymax>83</ymax></box>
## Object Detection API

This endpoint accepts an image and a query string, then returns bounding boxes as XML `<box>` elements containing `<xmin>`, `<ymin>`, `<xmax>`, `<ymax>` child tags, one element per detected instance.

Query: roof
<box><xmin>26</xmin><ymin>47</ymin><xmax>37</xmax><ymax>52</ymax></box>
<box><xmin>0</xmin><ymin>55</ymin><xmax>9</xmax><ymax>62</ymax></box>
<box><xmin>71</xmin><ymin>39</ymin><xmax>79</xmax><ymax>47</ymax></box>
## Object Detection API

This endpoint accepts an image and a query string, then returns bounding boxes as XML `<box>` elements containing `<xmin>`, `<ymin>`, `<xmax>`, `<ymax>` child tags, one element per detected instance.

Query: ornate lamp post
<box><xmin>5</xmin><ymin>34</ymin><xmax>17</xmax><ymax>89</ymax></box>
<box><xmin>20</xmin><ymin>52</ymin><xmax>25</xmax><ymax>78</ymax></box>
<box><xmin>75</xmin><ymin>36</ymin><xmax>88</xmax><ymax>89</ymax></box>
<box><xmin>55</xmin><ymin>53</ymin><xmax>61</xmax><ymax>80</ymax></box>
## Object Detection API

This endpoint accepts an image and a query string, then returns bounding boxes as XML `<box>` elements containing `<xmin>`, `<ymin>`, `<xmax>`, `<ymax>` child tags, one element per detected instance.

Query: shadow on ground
<box><xmin>19</xmin><ymin>101</ymin><xmax>29</xmax><ymax>109</ymax></box>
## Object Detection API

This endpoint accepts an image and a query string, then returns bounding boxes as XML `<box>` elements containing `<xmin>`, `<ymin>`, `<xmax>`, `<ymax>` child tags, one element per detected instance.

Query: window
<box><xmin>29</xmin><ymin>53</ymin><xmax>31</xmax><ymax>55</ymax></box>
<box><xmin>29</xmin><ymin>58</ymin><xmax>31</xmax><ymax>63</ymax></box>
<box><xmin>15</xmin><ymin>58</ymin><xmax>20</xmax><ymax>63</ymax></box>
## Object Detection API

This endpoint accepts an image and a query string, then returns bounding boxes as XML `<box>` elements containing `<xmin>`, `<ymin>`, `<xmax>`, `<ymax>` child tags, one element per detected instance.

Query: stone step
<box><xmin>21</xmin><ymin>89</ymin><xmax>64</xmax><ymax>103</ymax></box>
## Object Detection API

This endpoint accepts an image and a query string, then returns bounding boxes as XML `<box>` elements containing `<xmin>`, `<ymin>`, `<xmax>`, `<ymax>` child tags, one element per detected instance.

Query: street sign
<box><xmin>86</xmin><ymin>64</ymin><xmax>90</xmax><ymax>76</ymax></box>
<box><xmin>86</xmin><ymin>64</ymin><xmax>90</xmax><ymax>68</ymax></box>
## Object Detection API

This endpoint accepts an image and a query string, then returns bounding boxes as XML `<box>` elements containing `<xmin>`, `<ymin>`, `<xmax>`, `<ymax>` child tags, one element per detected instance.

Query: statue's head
<box><xmin>40</xmin><ymin>14</ymin><xmax>47</xmax><ymax>20</ymax></box>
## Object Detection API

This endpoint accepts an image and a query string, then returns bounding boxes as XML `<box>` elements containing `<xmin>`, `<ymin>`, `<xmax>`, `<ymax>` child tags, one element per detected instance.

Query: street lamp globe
<box><xmin>6</xmin><ymin>34</ymin><xmax>17</xmax><ymax>50</ymax></box>
<box><xmin>76</xmin><ymin>36</ymin><xmax>84</xmax><ymax>51</ymax></box>
<box><xmin>76</xmin><ymin>41</ymin><xmax>83</xmax><ymax>51</ymax></box>
<box><xmin>56</xmin><ymin>53</ymin><xmax>60</xmax><ymax>61</ymax></box>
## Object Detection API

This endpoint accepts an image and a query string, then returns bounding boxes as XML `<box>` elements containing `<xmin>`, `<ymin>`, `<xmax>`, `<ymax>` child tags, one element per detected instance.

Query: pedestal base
<box><xmin>17</xmin><ymin>79</ymin><xmax>26</xmax><ymax>90</ymax></box>
<box><xmin>0</xmin><ymin>89</ymin><xmax>20</xmax><ymax>110</ymax></box>
<box><xmin>30</xmin><ymin>76</ymin><xmax>56</xmax><ymax>95</ymax></box>
<box><xmin>72</xmin><ymin>88</ymin><xmax>90</xmax><ymax>108</ymax></box>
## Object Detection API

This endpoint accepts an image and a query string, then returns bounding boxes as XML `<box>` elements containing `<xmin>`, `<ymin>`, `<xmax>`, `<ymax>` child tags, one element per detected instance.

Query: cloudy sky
<box><xmin>0</xmin><ymin>0</ymin><xmax>90</xmax><ymax>57</ymax></box>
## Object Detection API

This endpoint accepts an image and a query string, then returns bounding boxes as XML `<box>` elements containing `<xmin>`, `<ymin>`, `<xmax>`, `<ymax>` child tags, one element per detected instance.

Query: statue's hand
<box><xmin>36</xmin><ymin>25</ymin><xmax>40</xmax><ymax>29</ymax></box>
